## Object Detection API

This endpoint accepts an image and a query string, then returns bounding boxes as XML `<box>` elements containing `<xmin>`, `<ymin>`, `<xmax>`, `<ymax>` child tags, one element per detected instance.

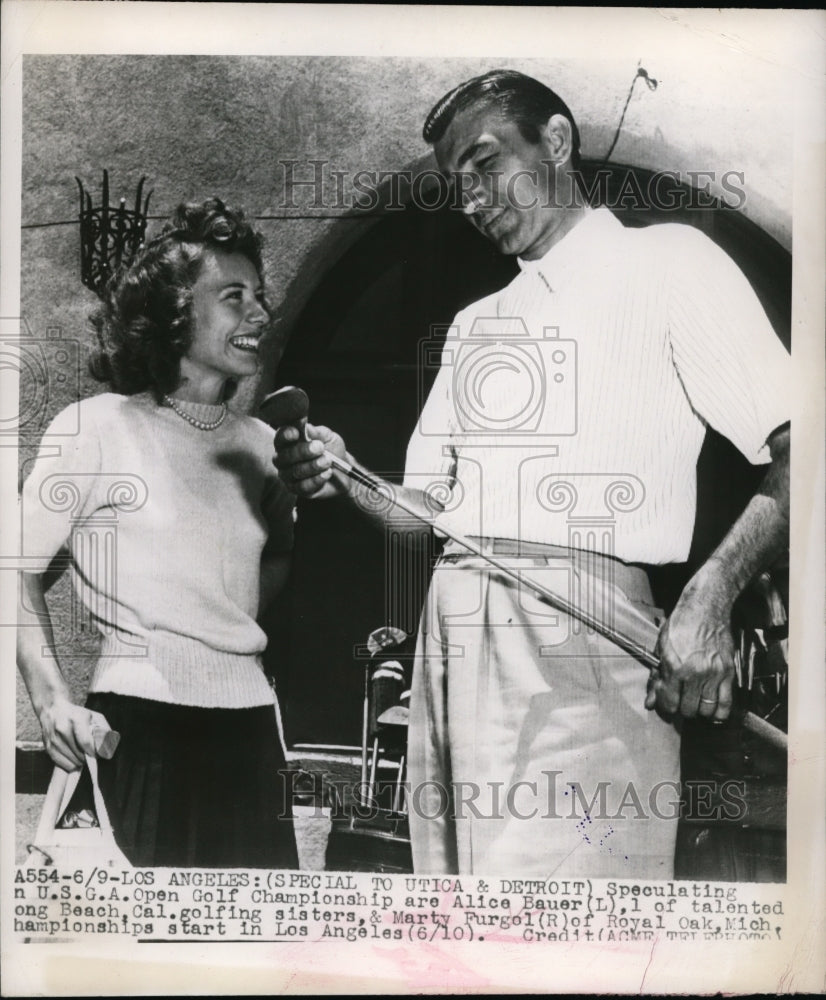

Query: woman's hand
<box><xmin>273</xmin><ymin>423</ymin><xmax>349</xmax><ymax>499</ymax></box>
<box><xmin>18</xmin><ymin>571</ymin><xmax>114</xmax><ymax>771</ymax></box>
<box><xmin>38</xmin><ymin>698</ymin><xmax>113</xmax><ymax>772</ymax></box>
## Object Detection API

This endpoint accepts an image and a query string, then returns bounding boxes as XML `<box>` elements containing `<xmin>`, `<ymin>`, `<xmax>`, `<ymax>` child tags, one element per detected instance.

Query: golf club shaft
<box><xmin>328</xmin><ymin>452</ymin><xmax>788</xmax><ymax>753</ymax></box>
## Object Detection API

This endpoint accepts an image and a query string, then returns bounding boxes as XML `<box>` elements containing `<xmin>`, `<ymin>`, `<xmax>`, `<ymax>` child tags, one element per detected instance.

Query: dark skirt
<box><xmin>75</xmin><ymin>692</ymin><xmax>298</xmax><ymax>869</ymax></box>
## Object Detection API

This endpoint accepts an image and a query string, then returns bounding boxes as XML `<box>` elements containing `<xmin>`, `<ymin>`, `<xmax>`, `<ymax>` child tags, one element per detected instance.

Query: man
<box><xmin>275</xmin><ymin>71</ymin><xmax>790</xmax><ymax>877</ymax></box>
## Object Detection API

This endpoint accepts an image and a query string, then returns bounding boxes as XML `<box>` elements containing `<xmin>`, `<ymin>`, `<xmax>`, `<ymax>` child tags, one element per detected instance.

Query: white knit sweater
<box><xmin>20</xmin><ymin>392</ymin><xmax>295</xmax><ymax>708</ymax></box>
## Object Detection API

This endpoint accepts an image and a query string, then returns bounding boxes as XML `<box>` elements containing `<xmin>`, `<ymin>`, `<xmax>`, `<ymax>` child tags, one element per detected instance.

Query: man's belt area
<box><xmin>438</xmin><ymin>536</ymin><xmax>660</xmax><ymax>645</ymax></box>
<box><xmin>436</xmin><ymin>536</ymin><xmax>788</xmax><ymax>753</ymax></box>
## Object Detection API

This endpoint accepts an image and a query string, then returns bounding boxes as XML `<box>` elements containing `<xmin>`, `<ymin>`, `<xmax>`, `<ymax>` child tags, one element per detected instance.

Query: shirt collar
<box><xmin>517</xmin><ymin>207</ymin><xmax>622</xmax><ymax>283</ymax></box>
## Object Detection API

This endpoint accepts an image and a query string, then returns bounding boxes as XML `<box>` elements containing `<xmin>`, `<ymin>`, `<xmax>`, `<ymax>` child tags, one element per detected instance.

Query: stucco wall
<box><xmin>16</xmin><ymin>53</ymin><xmax>792</xmax><ymax>740</ymax></box>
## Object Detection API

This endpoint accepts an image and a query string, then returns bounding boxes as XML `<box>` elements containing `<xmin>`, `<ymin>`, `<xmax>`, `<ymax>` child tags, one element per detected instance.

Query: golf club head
<box><xmin>259</xmin><ymin>385</ymin><xmax>310</xmax><ymax>430</ymax></box>
<box><xmin>366</xmin><ymin>625</ymin><xmax>408</xmax><ymax>656</ymax></box>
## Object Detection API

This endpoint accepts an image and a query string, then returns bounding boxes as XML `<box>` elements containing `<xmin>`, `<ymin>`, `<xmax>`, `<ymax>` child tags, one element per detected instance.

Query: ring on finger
<box><xmin>699</xmin><ymin>697</ymin><xmax>717</xmax><ymax>704</ymax></box>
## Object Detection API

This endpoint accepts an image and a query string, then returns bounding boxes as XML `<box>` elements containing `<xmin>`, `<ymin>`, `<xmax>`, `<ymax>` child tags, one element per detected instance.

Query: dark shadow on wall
<box><xmin>262</xmin><ymin>162</ymin><xmax>791</xmax><ymax>751</ymax></box>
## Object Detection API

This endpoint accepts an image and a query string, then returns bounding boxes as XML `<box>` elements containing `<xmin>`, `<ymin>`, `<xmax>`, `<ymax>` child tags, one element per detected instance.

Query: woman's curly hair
<box><xmin>89</xmin><ymin>197</ymin><xmax>265</xmax><ymax>400</ymax></box>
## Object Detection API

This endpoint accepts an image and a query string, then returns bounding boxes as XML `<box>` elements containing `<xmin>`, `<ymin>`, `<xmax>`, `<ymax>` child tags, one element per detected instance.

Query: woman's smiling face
<box><xmin>179</xmin><ymin>249</ymin><xmax>269</xmax><ymax>393</ymax></box>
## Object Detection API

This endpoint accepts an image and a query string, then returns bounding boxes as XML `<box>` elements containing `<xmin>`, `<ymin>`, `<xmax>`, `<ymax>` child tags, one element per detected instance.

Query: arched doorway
<box><xmin>270</xmin><ymin>163</ymin><xmax>790</xmax><ymax>756</ymax></box>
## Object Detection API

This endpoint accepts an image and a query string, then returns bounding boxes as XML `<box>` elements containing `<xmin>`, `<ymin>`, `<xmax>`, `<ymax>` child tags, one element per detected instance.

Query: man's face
<box><xmin>434</xmin><ymin>103</ymin><xmax>564</xmax><ymax>260</ymax></box>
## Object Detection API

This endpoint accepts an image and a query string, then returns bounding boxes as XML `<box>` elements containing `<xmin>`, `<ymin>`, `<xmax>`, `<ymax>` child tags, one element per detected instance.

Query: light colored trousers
<box><xmin>408</xmin><ymin>540</ymin><xmax>681</xmax><ymax>878</ymax></box>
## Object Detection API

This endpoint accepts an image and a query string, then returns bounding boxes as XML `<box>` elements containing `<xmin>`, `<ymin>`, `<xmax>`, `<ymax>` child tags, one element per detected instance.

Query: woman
<box><xmin>17</xmin><ymin>198</ymin><xmax>298</xmax><ymax>869</ymax></box>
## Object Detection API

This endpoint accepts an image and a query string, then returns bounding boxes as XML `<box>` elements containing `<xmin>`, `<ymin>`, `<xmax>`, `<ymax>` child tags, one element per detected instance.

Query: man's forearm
<box><xmin>693</xmin><ymin>425</ymin><xmax>790</xmax><ymax>604</ymax></box>
<box><xmin>650</xmin><ymin>426</ymin><xmax>790</xmax><ymax>720</ymax></box>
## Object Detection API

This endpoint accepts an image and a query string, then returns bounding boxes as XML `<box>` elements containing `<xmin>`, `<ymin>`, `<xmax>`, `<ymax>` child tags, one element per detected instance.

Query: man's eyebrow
<box><xmin>456</xmin><ymin>138</ymin><xmax>494</xmax><ymax>170</ymax></box>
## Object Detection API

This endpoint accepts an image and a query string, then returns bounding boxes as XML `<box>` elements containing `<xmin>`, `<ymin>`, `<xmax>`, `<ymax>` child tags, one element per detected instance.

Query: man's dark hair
<box><xmin>422</xmin><ymin>69</ymin><xmax>581</xmax><ymax>168</ymax></box>
<box><xmin>89</xmin><ymin>197</ymin><xmax>266</xmax><ymax>401</ymax></box>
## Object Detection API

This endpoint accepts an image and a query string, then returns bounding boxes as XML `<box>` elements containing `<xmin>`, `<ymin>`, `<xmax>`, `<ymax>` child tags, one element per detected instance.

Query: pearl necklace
<box><xmin>163</xmin><ymin>394</ymin><xmax>227</xmax><ymax>431</ymax></box>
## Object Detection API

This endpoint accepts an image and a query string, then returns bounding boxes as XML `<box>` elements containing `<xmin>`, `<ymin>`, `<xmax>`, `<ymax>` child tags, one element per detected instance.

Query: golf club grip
<box><xmin>739</xmin><ymin>710</ymin><xmax>787</xmax><ymax>751</ymax></box>
<box><xmin>93</xmin><ymin>728</ymin><xmax>120</xmax><ymax>760</ymax></box>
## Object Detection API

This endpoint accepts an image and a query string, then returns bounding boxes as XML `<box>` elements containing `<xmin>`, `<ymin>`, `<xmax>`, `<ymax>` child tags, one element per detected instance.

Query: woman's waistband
<box><xmin>92</xmin><ymin>631</ymin><xmax>274</xmax><ymax>709</ymax></box>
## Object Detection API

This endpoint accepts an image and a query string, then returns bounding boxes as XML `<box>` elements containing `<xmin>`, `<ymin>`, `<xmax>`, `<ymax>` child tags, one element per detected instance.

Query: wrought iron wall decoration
<box><xmin>75</xmin><ymin>171</ymin><xmax>153</xmax><ymax>298</ymax></box>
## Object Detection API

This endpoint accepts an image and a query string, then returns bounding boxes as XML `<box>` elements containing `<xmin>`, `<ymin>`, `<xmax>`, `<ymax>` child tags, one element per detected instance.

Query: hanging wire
<box><xmin>603</xmin><ymin>61</ymin><xmax>658</xmax><ymax>163</ymax></box>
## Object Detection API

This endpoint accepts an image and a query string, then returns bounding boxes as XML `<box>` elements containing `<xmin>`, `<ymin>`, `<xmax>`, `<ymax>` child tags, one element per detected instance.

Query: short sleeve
<box><xmin>19</xmin><ymin>401</ymin><xmax>102</xmax><ymax>570</ymax></box>
<box><xmin>666</xmin><ymin>226</ymin><xmax>790</xmax><ymax>464</ymax></box>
